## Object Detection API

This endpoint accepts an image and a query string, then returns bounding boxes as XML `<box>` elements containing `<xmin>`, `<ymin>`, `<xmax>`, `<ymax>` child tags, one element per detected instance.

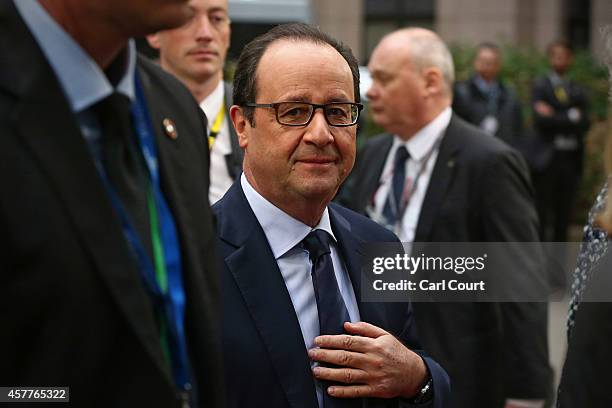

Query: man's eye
<box><xmin>327</xmin><ymin>107</ymin><xmax>349</xmax><ymax>117</ymax></box>
<box><xmin>282</xmin><ymin>107</ymin><xmax>308</xmax><ymax>117</ymax></box>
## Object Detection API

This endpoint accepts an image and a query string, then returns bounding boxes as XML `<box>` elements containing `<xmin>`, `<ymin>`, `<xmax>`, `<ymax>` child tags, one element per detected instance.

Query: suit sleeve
<box><xmin>532</xmin><ymin>79</ymin><xmax>590</xmax><ymax>134</ymax></box>
<box><xmin>480</xmin><ymin>149</ymin><xmax>553</xmax><ymax>400</ymax></box>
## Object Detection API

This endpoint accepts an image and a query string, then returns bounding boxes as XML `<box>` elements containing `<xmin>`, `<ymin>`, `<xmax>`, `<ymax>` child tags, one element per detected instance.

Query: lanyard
<box><xmin>370</xmin><ymin>135</ymin><xmax>443</xmax><ymax>234</ymax></box>
<box><xmin>208</xmin><ymin>104</ymin><xmax>225</xmax><ymax>149</ymax></box>
<box><xmin>94</xmin><ymin>71</ymin><xmax>192</xmax><ymax>394</ymax></box>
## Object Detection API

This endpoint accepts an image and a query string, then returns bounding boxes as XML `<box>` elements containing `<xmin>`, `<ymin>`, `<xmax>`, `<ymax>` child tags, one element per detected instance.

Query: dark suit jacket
<box><xmin>453</xmin><ymin>75</ymin><xmax>524</xmax><ymax>147</ymax></box>
<box><xmin>530</xmin><ymin>74</ymin><xmax>590</xmax><ymax>172</ymax></box>
<box><xmin>213</xmin><ymin>181</ymin><xmax>450</xmax><ymax>408</ymax></box>
<box><xmin>0</xmin><ymin>2</ymin><xmax>222</xmax><ymax>406</ymax></box>
<box><xmin>338</xmin><ymin>115</ymin><xmax>552</xmax><ymax>407</ymax></box>
<box><xmin>223</xmin><ymin>81</ymin><xmax>244</xmax><ymax>181</ymax></box>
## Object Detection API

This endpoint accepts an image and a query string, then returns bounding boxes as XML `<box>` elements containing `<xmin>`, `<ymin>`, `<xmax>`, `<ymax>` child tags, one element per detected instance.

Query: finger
<box><xmin>343</xmin><ymin>321</ymin><xmax>389</xmax><ymax>338</ymax></box>
<box><xmin>312</xmin><ymin>366</ymin><xmax>367</xmax><ymax>384</ymax></box>
<box><xmin>326</xmin><ymin>384</ymin><xmax>376</xmax><ymax>399</ymax></box>
<box><xmin>308</xmin><ymin>348</ymin><xmax>367</xmax><ymax>368</ymax></box>
<box><xmin>314</xmin><ymin>334</ymin><xmax>372</xmax><ymax>352</ymax></box>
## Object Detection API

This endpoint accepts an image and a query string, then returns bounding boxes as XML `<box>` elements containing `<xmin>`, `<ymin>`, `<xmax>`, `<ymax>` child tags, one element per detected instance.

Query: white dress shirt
<box><xmin>370</xmin><ymin>107</ymin><xmax>452</xmax><ymax>243</ymax></box>
<box><xmin>241</xmin><ymin>174</ymin><xmax>360</xmax><ymax>408</ymax></box>
<box><xmin>201</xmin><ymin>81</ymin><xmax>234</xmax><ymax>204</ymax></box>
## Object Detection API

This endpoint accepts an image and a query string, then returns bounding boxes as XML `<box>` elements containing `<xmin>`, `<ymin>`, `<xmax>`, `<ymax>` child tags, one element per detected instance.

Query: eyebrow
<box><xmin>207</xmin><ymin>6</ymin><xmax>228</xmax><ymax>14</ymax></box>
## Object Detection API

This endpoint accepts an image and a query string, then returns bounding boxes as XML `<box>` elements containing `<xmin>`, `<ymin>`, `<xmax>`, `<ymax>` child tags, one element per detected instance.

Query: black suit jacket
<box><xmin>530</xmin><ymin>74</ymin><xmax>589</xmax><ymax>172</ymax></box>
<box><xmin>0</xmin><ymin>2</ymin><xmax>222</xmax><ymax>406</ymax></box>
<box><xmin>213</xmin><ymin>181</ymin><xmax>451</xmax><ymax>408</ymax></box>
<box><xmin>453</xmin><ymin>75</ymin><xmax>524</xmax><ymax>147</ymax></box>
<box><xmin>338</xmin><ymin>115</ymin><xmax>552</xmax><ymax>407</ymax></box>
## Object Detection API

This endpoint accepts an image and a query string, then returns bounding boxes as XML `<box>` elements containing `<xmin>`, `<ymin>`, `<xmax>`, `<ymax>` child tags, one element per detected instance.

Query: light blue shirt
<box><xmin>14</xmin><ymin>0</ymin><xmax>136</xmax><ymax>159</ymax></box>
<box><xmin>241</xmin><ymin>174</ymin><xmax>360</xmax><ymax>408</ymax></box>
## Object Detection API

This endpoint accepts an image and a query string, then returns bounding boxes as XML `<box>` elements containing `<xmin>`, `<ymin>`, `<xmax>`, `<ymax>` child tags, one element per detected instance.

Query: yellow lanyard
<box><xmin>208</xmin><ymin>104</ymin><xmax>225</xmax><ymax>149</ymax></box>
<box><xmin>554</xmin><ymin>85</ymin><xmax>569</xmax><ymax>104</ymax></box>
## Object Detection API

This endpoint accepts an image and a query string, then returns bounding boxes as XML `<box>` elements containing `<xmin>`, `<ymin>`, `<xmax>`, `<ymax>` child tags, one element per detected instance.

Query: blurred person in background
<box><xmin>148</xmin><ymin>0</ymin><xmax>242</xmax><ymax>204</ymax></box>
<box><xmin>531</xmin><ymin>41</ymin><xmax>590</xmax><ymax>248</ymax></box>
<box><xmin>338</xmin><ymin>27</ymin><xmax>551</xmax><ymax>408</ymax></box>
<box><xmin>453</xmin><ymin>42</ymin><xmax>524</xmax><ymax>147</ymax></box>
<box><xmin>0</xmin><ymin>0</ymin><xmax>222</xmax><ymax>406</ymax></box>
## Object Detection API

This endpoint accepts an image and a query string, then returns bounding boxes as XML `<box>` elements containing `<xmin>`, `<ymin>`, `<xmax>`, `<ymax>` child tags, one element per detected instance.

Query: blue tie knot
<box><xmin>302</xmin><ymin>229</ymin><xmax>332</xmax><ymax>263</ymax></box>
<box><xmin>394</xmin><ymin>145</ymin><xmax>410</xmax><ymax>166</ymax></box>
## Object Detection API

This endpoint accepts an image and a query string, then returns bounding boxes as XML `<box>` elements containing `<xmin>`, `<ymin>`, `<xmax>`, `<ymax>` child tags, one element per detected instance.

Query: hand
<box><xmin>308</xmin><ymin>321</ymin><xmax>427</xmax><ymax>399</ymax></box>
<box><xmin>534</xmin><ymin>101</ymin><xmax>554</xmax><ymax>117</ymax></box>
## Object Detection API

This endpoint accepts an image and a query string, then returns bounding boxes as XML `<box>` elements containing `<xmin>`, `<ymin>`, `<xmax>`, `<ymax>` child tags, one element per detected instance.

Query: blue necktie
<box><xmin>303</xmin><ymin>230</ymin><xmax>350</xmax><ymax>336</ymax></box>
<box><xmin>382</xmin><ymin>146</ymin><xmax>410</xmax><ymax>225</ymax></box>
<box><xmin>303</xmin><ymin>230</ymin><xmax>355</xmax><ymax>408</ymax></box>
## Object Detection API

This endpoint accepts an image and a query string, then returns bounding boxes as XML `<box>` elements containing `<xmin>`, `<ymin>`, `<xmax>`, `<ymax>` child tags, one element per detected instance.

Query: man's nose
<box><xmin>366</xmin><ymin>84</ymin><xmax>377</xmax><ymax>100</ymax></box>
<box><xmin>194</xmin><ymin>15</ymin><xmax>214</xmax><ymax>40</ymax></box>
<box><xmin>303</xmin><ymin>109</ymin><xmax>333</xmax><ymax>147</ymax></box>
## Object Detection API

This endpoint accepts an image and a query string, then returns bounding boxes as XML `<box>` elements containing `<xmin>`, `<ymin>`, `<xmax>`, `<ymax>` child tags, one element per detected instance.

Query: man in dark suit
<box><xmin>338</xmin><ymin>28</ymin><xmax>551</xmax><ymax>408</ymax></box>
<box><xmin>0</xmin><ymin>0</ymin><xmax>221</xmax><ymax>406</ymax></box>
<box><xmin>215</xmin><ymin>22</ymin><xmax>450</xmax><ymax>408</ymax></box>
<box><xmin>148</xmin><ymin>0</ymin><xmax>243</xmax><ymax>204</ymax></box>
<box><xmin>453</xmin><ymin>42</ymin><xmax>524</xmax><ymax>147</ymax></box>
<box><xmin>531</xmin><ymin>41</ymin><xmax>590</xmax><ymax>245</ymax></box>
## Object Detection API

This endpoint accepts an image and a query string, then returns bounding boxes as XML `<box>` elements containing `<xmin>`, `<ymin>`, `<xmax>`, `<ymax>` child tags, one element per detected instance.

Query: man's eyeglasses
<box><xmin>244</xmin><ymin>101</ymin><xmax>364</xmax><ymax>127</ymax></box>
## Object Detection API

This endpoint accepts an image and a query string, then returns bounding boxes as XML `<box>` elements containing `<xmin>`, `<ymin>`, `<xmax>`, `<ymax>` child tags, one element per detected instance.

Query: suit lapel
<box><xmin>329</xmin><ymin>206</ymin><xmax>387</xmax><ymax>327</ymax></box>
<box><xmin>414</xmin><ymin>115</ymin><xmax>462</xmax><ymax>242</ymax></box>
<box><xmin>217</xmin><ymin>183</ymin><xmax>318</xmax><ymax>408</ymax></box>
<box><xmin>4</xmin><ymin>12</ymin><xmax>171</xmax><ymax>386</ymax></box>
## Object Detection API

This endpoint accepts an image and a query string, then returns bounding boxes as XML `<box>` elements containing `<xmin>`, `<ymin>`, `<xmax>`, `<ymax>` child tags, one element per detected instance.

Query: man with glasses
<box><xmin>214</xmin><ymin>23</ymin><xmax>450</xmax><ymax>408</ymax></box>
<box><xmin>148</xmin><ymin>0</ymin><xmax>240</xmax><ymax>203</ymax></box>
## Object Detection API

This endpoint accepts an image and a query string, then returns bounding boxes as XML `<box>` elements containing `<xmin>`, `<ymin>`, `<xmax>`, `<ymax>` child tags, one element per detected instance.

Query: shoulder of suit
<box><xmin>329</xmin><ymin>203</ymin><xmax>399</xmax><ymax>243</ymax></box>
<box><xmin>137</xmin><ymin>54</ymin><xmax>195</xmax><ymax>101</ymax></box>
<box><xmin>360</xmin><ymin>132</ymin><xmax>393</xmax><ymax>151</ymax></box>
<box><xmin>449</xmin><ymin>115</ymin><xmax>517</xmax><ymax>156</ymax></box>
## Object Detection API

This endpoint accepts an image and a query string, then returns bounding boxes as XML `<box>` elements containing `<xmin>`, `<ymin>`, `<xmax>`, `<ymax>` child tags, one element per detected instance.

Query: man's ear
<box><xmin>146</xmin><ymin>33</ymin><xmax>161</xmax><ymax>50</ymax></box>
<box><xmin>423</xmin><ymin>67</ymin><xmax>444</xmax><ymax>97</ymax></box>
<box><xmin>230</xmin><ymin>105</ymin><xmax>250</xmax><ymax>149</ymax></box>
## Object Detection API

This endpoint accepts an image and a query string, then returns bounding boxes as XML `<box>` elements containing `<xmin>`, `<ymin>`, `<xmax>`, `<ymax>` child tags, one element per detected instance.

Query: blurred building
<box><xmin>226</xmin><ymin>0</ymin><xmax>612</xmax><ymax>63</ymax></box>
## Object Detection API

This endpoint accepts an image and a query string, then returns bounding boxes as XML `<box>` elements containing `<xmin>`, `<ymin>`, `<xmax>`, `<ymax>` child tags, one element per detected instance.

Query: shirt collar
<box><xmin>241</xmin><ymin>174</ymin><xmax>337</xmax><ymax>259</ymax></box>
<box><xmin>200</xmin><ymin>80</ymin><xmax>225</xmax><ymax>119</ymax></box>
<box><xmin>15</xmin><ymin>0</ymin><xmax>136</xmax><ymax>113</ymax></box>
<box><xmin>474</xmin><ymin>74</ymin><xmax>500</xmax><ymax>93</ymax></box>
<box><xmin>394</xmin><ymin>106</ymin><xmax>452</xmax><ymax>161</ymax></box>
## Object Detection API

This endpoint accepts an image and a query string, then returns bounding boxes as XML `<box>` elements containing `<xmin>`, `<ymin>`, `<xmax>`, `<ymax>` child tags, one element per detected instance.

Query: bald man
<box><xmin>339</xmin><ymin>28</ymin><xmax>551</xmax><ymax>408</ymax></box>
